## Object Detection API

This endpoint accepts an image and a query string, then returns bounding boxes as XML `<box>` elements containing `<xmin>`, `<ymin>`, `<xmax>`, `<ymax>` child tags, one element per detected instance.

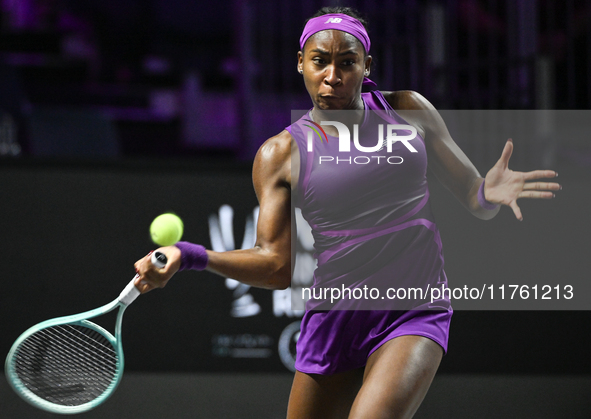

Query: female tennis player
<box><xmin>135</xmin><ymin>7</ymin><xmax>561</xmax><ymax>418</ymax></box>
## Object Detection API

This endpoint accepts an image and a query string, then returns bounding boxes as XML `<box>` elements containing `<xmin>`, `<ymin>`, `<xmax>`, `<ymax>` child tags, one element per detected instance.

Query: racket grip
<box><xmin>118</xmin><ymin>252</ymin><xmax>168</xmax><ymax>305</ymax></box>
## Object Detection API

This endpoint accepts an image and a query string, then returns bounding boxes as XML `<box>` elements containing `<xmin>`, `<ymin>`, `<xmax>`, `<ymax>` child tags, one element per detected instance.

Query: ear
<box><xmin>364</xmin><ymin>55</ymin><xmax>372</xmax><ymax>76</ymax></box>
<box><xmin>297</xmin><ymin>51</ymin><xmax>303</xmax><ymax>74</ymax></box>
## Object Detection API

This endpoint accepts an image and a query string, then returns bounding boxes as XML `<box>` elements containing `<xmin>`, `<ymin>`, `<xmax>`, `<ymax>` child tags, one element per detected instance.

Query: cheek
<box><xmin>303</xmin><ymin>70</ymin><xmax>322</xmax><ymax>87</ymax></box>
<box><xmin>302</xmin><ymin>75</ymin><xmax>320</xmax><ymax>94</ymax></box>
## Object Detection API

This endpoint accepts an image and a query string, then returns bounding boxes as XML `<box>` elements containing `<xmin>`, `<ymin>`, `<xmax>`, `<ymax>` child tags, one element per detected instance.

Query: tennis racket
<box><xmin>4</xmin><ymin>251</ymin><xmax>168</xmax><ymax>415</ymax></box>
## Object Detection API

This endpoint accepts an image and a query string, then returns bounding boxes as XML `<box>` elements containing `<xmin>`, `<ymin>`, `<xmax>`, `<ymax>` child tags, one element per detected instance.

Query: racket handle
<box><xmin>152</xmin><ymin>251</ymin><xmax>168</xmax><ymax>268</ymax></box>
<box><xmin>118</xmin><ymin>252</ymin><xmax>168</xmax><ymax>305</ymax></box>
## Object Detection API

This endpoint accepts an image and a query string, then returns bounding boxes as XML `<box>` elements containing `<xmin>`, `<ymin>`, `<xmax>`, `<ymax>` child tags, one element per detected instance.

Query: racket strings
<box><xmin>12</xmin><ymin>324</ymin><xmax>118</xmax><ymax>406</ymax></box>
<box><xmin>19</xmin><ymin>332</ymin><xmax>116</xmax><ymax>393</ymax></box>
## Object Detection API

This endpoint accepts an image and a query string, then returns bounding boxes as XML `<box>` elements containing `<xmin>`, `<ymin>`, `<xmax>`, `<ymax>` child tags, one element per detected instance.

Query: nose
<box><xmin>323</xmin><ymin>64</ymin><xmax>341</xmax><ymax>86</ymax></box>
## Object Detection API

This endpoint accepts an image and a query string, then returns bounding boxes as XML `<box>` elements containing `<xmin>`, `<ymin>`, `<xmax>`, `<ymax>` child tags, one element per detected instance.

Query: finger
<box><xmin>518</xmin><ymin>190</ymin><xmax>555</xmax><ymax>199</ymax></box>
<box><xmin>135</xmin><ymin>255</ymin><xmax>152</xmax><ymax>279</ymax></box>
<box><xmin>522</xmin><ymin>170</ymin><xmax>558</xmax><ymax>181</ymax></box>
<box><xmin>133</xmin><ymin>275</ymin><xmax>145</xmax><ymax>290</ymax></box>
<box><xmin>497</xmin><ymin>138</ymin><xmax>513</xmax><ymax>169</ymax></box>
<box><xmin>522</xmin><ymin>182</ymin><xmax>562</xmax><ymax>191</ymax></box>
<box><xmin>509</xmin><ymin>200</ymin><xmax>523</xmax><ymax>221</ymax></box>
<box><xmin>137</xmin><ymin>251</ymin><xmax>154</xmax><ymax>271</ymax></box>
<box><xmin>134</xmin><ymin>273</ymin><xmax>156</xmax><ymax>293</ymax></box>
<box><xmin>137</xmin><ymin>280</ymin><xmax>153</xmax><ymax>294</ymax></box>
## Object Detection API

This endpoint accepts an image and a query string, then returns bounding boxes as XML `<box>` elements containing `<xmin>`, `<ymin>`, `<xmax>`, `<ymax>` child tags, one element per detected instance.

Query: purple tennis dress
<box><xmin>286</xmin><ymin>91</ymin><xmax>453</xmax><ymax>375</ymax></box>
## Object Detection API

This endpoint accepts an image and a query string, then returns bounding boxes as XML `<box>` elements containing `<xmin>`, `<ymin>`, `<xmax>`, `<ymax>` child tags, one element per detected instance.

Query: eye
<box><xmin>312</xmin><ymin>57</ymin><xmax>326</xmax><ymax>65</ymax></box>
<box><xmin>342</xmin><ymin>59</ymin><xmax>356</xmax><ymax>66</ymax></box>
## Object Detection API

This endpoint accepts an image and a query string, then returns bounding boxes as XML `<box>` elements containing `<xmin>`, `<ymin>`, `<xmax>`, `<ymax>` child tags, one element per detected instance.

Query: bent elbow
<box><xmin>270</xmin><ymin>280</ymin><xmax>290</xmax><ymax>291</ymax></box>
<box><xmin>266</xmin><ymin>264</ymin><xmax>292</xmax><ymax>290</ymax></box>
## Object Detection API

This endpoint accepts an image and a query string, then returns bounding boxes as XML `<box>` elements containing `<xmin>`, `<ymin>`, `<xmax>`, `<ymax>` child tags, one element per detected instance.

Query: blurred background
<box><xmin>0</xmin><ymin>0</ymin><xmax>590</xmax><ymax>162</ymax></box>
<box><xmin>1</xmin><ymin>0</ymin><xmax>590</xmax><ymax>418</ymax></box>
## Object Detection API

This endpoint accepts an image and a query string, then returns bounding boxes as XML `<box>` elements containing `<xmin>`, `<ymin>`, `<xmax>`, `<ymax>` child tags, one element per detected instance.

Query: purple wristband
<box><xmin>175</xmin><ymin>241</ymin><xmax>208</xmax><ymax>271</ymax></box>
<box><xmin>478</xmin><ymin>180</ymin><xmax>499</xmax><ymax>210</ymax></box>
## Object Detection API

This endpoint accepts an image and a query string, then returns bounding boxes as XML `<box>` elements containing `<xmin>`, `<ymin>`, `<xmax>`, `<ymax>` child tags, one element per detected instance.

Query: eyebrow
<box><xmin>309</xmin><ymin>48</ymin><xmax>359</xmax><ymax>56</ymax></box>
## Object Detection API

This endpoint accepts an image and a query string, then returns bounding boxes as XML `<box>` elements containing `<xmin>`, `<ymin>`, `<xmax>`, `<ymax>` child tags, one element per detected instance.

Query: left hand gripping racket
<box><xmin>5</xmin><ymin>251</ymin><xmax>168</xmax><ymax>415</ymax></box>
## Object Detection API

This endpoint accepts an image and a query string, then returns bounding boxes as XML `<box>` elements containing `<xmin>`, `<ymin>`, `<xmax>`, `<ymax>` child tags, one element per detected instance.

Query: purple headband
<box><xmin>300</xmin><ymin>13</ymin><xmax>377</xmax><ymax>89</ymax></box>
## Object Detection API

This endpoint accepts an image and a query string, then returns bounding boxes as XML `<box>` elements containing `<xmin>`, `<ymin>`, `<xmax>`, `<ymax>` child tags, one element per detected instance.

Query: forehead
<box><xmin>304</xmin><ymin>29</ymin><xmax>365</xmax><ymax>54</ymax></box>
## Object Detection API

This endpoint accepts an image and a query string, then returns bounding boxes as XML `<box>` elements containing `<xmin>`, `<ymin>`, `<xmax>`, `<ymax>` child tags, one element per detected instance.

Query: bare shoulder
<box><xmin>381</xmin><ymin>90</ymin><xmax>445</xmax><ymax>139</ymax></box>
<box><xmin>255</xmin><ymin>130</ymin><xmax>292</xmax><ymax>165</ymax></box>
<box><xmin>253</xmin><ymin>130</ymin><xmax>292</xmax><ymax>192</ymax></box>
<box><xmin>381</xmin><ymin>90</ymin><xmax>436</xmax><ymax>111</ymax></box>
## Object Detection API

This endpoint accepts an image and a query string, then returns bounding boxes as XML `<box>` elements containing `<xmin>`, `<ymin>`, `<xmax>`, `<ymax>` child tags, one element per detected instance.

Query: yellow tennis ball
<box><xmin>150</xmin><ymin>213</ymin><xmax>184</xmax><ymax>246</ymax></box>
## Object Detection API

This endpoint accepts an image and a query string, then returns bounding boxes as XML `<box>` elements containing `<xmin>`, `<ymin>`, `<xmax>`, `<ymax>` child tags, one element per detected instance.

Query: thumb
<box><xmin>509</xmin><ymin>200</ymin><xmax>523</xmax><ymax>222</ymax></box>
<box><xmin>497</xmin><ymin>138</ymin><xmax>513</xmax><ymax>170</ymax></box>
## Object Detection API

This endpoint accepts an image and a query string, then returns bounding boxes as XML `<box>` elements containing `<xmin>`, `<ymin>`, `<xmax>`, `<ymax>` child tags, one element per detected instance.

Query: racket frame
<box><xmin>4</xmin><ymin>252</ymin><xmax>167</xmax><ymax>415</ymax></box>
<box><xmin>5</xmin><ymin>296</ymin><xmax>128</xmax><ymax>414</ymax></box>
<box><xmin>5</xmin><ymin>252</ymin><xmax>165</xmax><ymax>414</ymax></box>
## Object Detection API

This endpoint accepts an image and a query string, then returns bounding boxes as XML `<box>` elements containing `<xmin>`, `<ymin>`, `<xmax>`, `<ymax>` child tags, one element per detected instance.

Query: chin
<box><xmin>316</xmin><ymin>97</ymin><xmax>349</xmax><ymax>110</ymax></box>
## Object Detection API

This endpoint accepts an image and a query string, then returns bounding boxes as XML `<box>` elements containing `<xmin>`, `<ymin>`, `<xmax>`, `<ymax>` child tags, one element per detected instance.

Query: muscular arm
<box><xmin>384</xmin><ymin>90</ymin><xmax>499</xmax><ymax>220</ymax></box>
<box><xmin>204</xmin><ymin>130</ymin><xmax>294</xmax><ymax>289</ymax></box>
<box><xmin>135</xmin><ymin>131</ymin><xmax>294</xmax><ymax>293</ymax></box>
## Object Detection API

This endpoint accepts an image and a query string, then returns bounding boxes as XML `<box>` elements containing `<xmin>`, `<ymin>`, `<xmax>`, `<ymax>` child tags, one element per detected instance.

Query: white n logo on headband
<box><xmin>325</xmin><ymin>17</ymin><xmax>342</xmax><ymax>24</ymax></box>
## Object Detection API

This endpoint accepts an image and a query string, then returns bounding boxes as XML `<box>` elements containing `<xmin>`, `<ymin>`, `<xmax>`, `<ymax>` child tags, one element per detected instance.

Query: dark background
<box><xmin>1</xmin><ymin>0</ymin><xmax>590</xmax><ymax>418</ymax></box>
